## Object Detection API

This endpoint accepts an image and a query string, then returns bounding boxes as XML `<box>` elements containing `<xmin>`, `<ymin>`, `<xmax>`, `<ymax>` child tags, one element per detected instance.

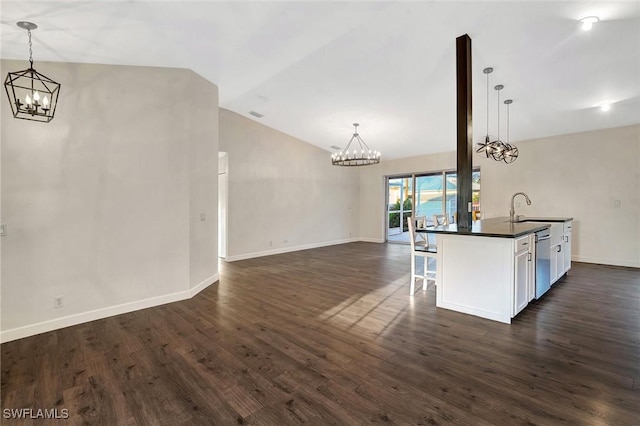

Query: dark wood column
<box><xmin>456</xmin><ymin>34</ymin><xmax>473</xmax><ymax>230</ymax></box>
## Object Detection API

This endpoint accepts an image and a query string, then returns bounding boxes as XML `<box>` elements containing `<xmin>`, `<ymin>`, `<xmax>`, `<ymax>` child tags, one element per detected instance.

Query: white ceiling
<box><xmin>2</xmin><ymin>1</ymin><xmax>639</xmax><ymax>160</ymax></box>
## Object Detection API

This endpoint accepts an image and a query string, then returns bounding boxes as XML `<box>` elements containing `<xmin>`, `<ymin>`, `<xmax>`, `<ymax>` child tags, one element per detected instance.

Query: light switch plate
<box><xmin>0</xmin><ymin>224</ymin><xmax>5</xmax><ymax>236</ymax></box>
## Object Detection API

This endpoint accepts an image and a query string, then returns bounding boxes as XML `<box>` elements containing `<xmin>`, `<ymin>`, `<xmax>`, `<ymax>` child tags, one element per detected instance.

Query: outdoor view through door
<box><xmin>386</xmin><ymin>169</ymin><xmax>480</xmax><ymax>243</ymax></box>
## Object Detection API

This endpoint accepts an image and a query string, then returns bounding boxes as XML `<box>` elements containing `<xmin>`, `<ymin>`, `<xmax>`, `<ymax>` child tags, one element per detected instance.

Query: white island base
<box><xmin>434</xmin><ymin>232</ymin><xmax>535</xmax><ymax>324</ymax></box>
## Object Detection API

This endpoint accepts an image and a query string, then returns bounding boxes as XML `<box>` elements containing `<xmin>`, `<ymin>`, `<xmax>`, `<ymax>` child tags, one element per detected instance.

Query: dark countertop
<box><xmin>416</xmin><ymin>217</ymin><xmax>550</xmax><ymax>238</ymax></box>
<box><xmin>518</xmin><ymin>217</ymin><xmax>573</xmax><ymax>222</ymax></box>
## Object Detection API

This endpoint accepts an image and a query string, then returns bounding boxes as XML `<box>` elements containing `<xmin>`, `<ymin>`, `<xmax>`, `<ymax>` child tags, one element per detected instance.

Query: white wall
<box><xmin>188</xmin><ymin>74</ymin><xmax>219</xmax><ymax>289</ymax></box>
<box><xmin>219</xmin><ymin>109</ymin><xmax>360</xmax><ymax>260</ymax></box>
<box><xmin>218</xmin><ymin>152</ymin><xmax>228</xmax><ymax>259</ymax></box>
<box><xmin>1</xmin><ymin>61</ymin><xmax>219</xmax><ymax>342</ymax></box>
<box><xmin>359</xmin><ymin>125</ymin><xmax>640</xmax><ymax>268</ymax></box>
<box><xmin>481</xmin><ymin>125</ymin><xmax>639</xmax><ymax>268</ymax></box>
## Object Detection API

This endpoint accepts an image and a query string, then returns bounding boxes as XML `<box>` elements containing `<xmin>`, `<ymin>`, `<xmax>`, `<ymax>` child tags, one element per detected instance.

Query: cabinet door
<box><xmin>563</xmin><ymin>231</ymin><xmax>572</xmax><ymax>273</ymax></box>
<box><xmin>553</xmin><ymin>244</ymin><xmax>564</xmax><ymax>283</ymax></box>
<box><xmin>550</xmin><ymin>244</ymin><xmax>558</xmax><ymax>284</ymax></box>
<box><xmin>528</xmin><ymin>235</ymin><xmax>536</xmax><ymax>301</ymax></box>
<box><xmin>549</xmin><ymin>244</ymin><xmax>558</xmax><ymax>284</ymax></box>
<box><xmin>514</xmin><ymin>250</ymin><xmax>529</xmax><ymax>316</ymax></box>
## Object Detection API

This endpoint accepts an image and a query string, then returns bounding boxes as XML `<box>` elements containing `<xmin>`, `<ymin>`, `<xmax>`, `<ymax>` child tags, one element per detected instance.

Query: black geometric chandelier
<box><xmin>476</xmin><ymin>66</ymin><xmax>520</xmax><ymax>164</ymax></box>
<box><xmin>4</xmin><ymin>22</ymin><xmax>60</xmax><ymax>123</ymax></box>
<box><xmin>476</xmin><ymin>67</ymin><xmax>498</xmax><ymax>157</ymax></box>
<box><xmin>331</xmin><ymin>123</ymin><xmax>381</xmax><ymax>166</ymax></box>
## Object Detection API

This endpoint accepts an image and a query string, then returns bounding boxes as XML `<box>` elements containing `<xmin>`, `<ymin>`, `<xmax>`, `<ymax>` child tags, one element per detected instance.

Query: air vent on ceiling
<box><xmin>249</xmin><ymin>111</ymin><xmax>264</xmax><ymax>118</ymax></box>
<box><xmin>330</xmin><ymin>145</ymin><xmax>341</xmax><ymax>150</ymax></box>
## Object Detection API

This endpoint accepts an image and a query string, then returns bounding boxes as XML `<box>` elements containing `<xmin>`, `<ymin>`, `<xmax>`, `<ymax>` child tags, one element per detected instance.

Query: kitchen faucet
<box><xmin>510</xmin><ymin>192</ymin><xmax>531</xmax><ymax>223</ymax></box>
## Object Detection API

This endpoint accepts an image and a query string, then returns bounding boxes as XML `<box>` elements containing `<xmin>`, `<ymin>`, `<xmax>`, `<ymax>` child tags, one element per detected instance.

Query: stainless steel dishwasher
<box><xmin>535</xmin><ymin>228</ymin><xmax>551</xmax><ymax>299</ymax></box>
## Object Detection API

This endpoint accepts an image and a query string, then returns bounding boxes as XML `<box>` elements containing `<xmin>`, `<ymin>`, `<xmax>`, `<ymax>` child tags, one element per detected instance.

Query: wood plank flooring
<box><xmin>1</xmin><ymin>242</ymin><xmax>639</xmax><ymax>425</ymax></box>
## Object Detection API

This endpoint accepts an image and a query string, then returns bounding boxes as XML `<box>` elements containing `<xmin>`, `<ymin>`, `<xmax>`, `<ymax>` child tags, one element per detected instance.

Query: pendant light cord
<box><xmin>506</xmin><ymin>103</ymin><xmax>510</xmax><ymax>144</ymax></box>
<box><xmin>496</xmin><ymin>88</ymin><xmax>500</xmax><ymax>141</ymax></box>
<box><xmin>486</xmin><ymin>73</ymin><xmax>489</xmax><ymax>136</ymax></box>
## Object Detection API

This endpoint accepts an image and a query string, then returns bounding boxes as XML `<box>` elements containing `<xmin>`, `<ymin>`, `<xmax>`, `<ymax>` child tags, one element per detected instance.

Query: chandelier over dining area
<box><xmin>331</xmin><ymin>123</ymin><xmax>381</xmax><ymax>166</ymax></box>
<box><xmin>4</xmin><ymin>21</ymin><xmax>61</xmax><ymax>123</ymax></box>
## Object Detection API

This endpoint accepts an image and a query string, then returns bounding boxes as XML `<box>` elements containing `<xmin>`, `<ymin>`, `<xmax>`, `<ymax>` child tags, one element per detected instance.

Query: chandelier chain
<box><xmin>27</xmin><ymin>29</ymin><xmax>34</xmax><ymax>68</ymax></box>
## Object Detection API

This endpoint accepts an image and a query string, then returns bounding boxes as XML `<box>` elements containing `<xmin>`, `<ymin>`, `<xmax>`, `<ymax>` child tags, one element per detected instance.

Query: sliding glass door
<box><xmin>387</xmin><ymin>177</ymin><xmax>413</xmax><ymax>243</ymax></box>
<box><xmin>443</xmin><ymin>170</ymin><xmax>481</xmax><ymax>222</ymax></box>
<box><xmin>386</xmin><ymin>169</ymin><xmax>480</xmax><ymax>243</ymax></box>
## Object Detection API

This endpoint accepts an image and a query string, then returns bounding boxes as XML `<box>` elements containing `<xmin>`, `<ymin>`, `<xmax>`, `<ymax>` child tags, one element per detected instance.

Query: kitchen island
<box><xmin>418</xmin><ymin>217</ymin><xmax>571</xmax><ymax>324</ymax></box>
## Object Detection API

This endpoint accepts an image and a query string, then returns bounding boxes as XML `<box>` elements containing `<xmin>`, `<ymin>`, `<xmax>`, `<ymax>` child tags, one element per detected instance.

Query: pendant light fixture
<box><xmin>476</xmin><ymin>67</ymin><xmax>497</xmax><ymax>157</ymax></box>
<box><xmin>502</xmin><ymin>99</ymin><xmax>519</xmax><ymax>163</ymax></box>
<box><xmin>4</xmin><ymin>22</ymin><xmax>61</xmax><ymax>123</ymax></box>
<box><xmin>488</xmin><ymin>84</ymin><xmax>507</xmax><ymax>161</ymax></box>
<box><xmin>331</xmin><ymin>123</ymin><xmax>381</xmax><ymax>166</ymax></box>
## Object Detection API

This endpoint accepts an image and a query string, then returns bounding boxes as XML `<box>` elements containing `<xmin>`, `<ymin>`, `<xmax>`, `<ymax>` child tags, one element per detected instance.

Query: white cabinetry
<box><xmin>436</xmin><ymin>232</ymin><xmax>535</xmax><ymax>324</ymax></box>
<box><xmin>513</xmin><ymin>234</ymin><xmax>533</xmax><ymax>316</ymax></box>
<box><xmin>549</xmin><ymin>221</ymin><xmax>572</xmax><ymax>284</ymax></box>
<box><xmin>563</xmin><ymin>221</ymin><xmax>572</xmax><ymax>274</ymax></box>
<box><xmin>549</xmin><ymin>223</ymin><xmax>564</xmax><ymax>285</ymax></box>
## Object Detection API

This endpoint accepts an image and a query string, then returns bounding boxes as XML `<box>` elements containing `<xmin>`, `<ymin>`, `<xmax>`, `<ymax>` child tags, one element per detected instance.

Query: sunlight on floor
<box><xmin>316</xmin><ymin>273</ymin><xmax>418</xmax><ymax>337</ymax></box>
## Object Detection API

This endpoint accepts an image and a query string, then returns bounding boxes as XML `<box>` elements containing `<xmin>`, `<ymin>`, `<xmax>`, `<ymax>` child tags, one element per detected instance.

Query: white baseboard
<box><xmin>0</xmin><ymin>274</ymin><xmax>220</xmax><ymax>344</ymax></box>
<box><xmin>359</xmin><ymin>237</ymin><xmax>386</xmax><ymax>243</ymax></box>
<box><xmin>572</xmin><ymin>255</ymin><xmax>639</xmax><ymax>269</ymax></box>
<box><xmin>437</xmin><ymin>301</ymin><xmax>511</xmax><ymax>324</ymax></box>
<box><xmin>190</xmin><ymin>273</ymin><xmax>218</xmax><ymax>297</ymax></box>
<box><xmin>225</xmin><ymin>238</ymin><xmax>360</xmax><ymax>262</ymax></box>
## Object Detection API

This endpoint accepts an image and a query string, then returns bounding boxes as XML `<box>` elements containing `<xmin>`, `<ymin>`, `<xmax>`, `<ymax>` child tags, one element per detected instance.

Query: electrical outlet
<box><xmin>269</xmin><ymin>240</ymin><xmax>273</xmax><ymax>246</ymax></box>
<box><xmin>0</xmin><ymin>225</ymin><xmax>5</xmax><ymax>236</ymax></box>
<box><xmin>515</xmin><ymin>201</ymin><xmax>521</xmax><ymax>208</ymax></box>
<box><xmin>54</xmin><ymin>296</ymin><xmax>63</xmax><ymax>309</ymax></box>
<box><xmin>614</xmin><ymin>200</ymin><xmax>621</xmax><ymax>208</ymax></box>
<box><xmin>200</xmin><ymin>213</ymin><xmax>206</xmax><ymax>221</ymax></box>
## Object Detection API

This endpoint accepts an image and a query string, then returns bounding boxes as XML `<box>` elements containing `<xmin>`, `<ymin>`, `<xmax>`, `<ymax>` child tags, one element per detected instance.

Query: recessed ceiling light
<box><xmin>579</xmin><ymin>16</ymin><xmax>599</xmax><ymax>31</ymax></box>
<box><xmin>600</xmin><ymin>103</ymin><xmax>611</xmax><ymax>112</ymax></box>
<box><xmin>249</xmin><ymin>111</ymin><xmax>264</xmax><ymax>118</ymax></box>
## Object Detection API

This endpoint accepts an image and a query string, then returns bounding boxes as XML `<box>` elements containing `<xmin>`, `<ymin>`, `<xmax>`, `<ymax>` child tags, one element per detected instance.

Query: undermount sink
<box><xmin>504</xmin><ymin>216</ymin><xmax>527</xmax><ymax>223</ymax></box>
<box><xmin>503</xmin><ymin>217</ymin><xmax>572</xmax><ymax>224</ymax></box>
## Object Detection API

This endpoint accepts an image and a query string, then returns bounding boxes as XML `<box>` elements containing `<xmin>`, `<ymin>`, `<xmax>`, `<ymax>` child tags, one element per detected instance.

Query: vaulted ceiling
<box><xmin>2</xmin><ymin>1</ymin><xmax>639</xmax><ymax>159</ymax></box>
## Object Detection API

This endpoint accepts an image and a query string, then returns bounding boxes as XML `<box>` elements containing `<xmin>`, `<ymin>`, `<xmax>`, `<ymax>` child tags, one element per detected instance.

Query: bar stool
<box><xmin>433</xmin><ymin>214</ymin><xmax>449</xmax><ymax>226</ymax></box>
<box><xmin>407</xmin><ymin>216</ymin><xmax>437</xmax><ymax>295</ymax></box>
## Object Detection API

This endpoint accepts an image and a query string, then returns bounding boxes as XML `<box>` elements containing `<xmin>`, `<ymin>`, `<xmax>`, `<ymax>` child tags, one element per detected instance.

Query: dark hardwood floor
<box><xmin>1</xmin><ymin>242</ymin><xmax>639</xmax><ymax>425</ymax></box>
